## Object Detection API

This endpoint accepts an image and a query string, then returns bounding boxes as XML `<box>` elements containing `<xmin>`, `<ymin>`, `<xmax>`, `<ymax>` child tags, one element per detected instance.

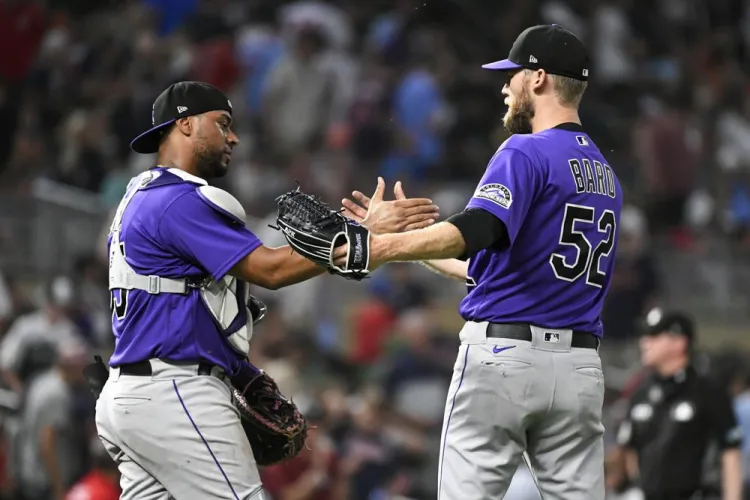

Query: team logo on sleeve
<box><xmin>474</xmin><ymin>183</ymin><xmax>513</xmax><ymax>209</ymax></box>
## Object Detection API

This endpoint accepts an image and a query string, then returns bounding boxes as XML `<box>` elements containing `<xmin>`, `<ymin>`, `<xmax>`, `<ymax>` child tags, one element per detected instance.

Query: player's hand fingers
<box><xmin>371</xmin><ymin>176</ymin><xmax>385</xmax><ymax>203</ymax></box>
<box><xmin>393</xmin><ymin>198</ymin><xmax>435</xmax><ymax>209</ymax></box>
<box><xmin>404</xmin><ymin>218</ymin><xmax>436</xmax><ymax>231</ymax></box>
<box><xmin>396</xmin><ymin>203</ymin><xmax>440</xmax><ymax>216</ymax></box>
<box><xmin>341</xmin><ymin>198</ymin><xmax>367</xmax><ymax>220</ymax></box>
<box><xmin>401</xmin><ymin>212</ymin><xmax>437</xmax><ymax>226</ymax></box>
<box><xmin>402</xmin><ymin>211</ymin><xmax>439</xmax><ymax>223</ymax></box>
<box><xmin>394</xmin><ymin>181</ymin><xmax>407</xmax><ymax>200</ymax></box>
<box><xmin>341</xmin><ymin>206</ymin><xmax>363</xmax><ymax>222</ymax></box>
<box><xmin>351</xmin><ymin>191</ymin><xmax>371</xmax><ymax>208</ymax></box>
<box><xmin>332</xmin><ymin>245</ymin><xmax>348</xmax><ymax>262</ymax></box>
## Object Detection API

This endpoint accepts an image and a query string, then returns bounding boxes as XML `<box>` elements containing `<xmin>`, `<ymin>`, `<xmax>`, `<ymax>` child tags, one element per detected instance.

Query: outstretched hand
<box><xmin>341</xmin><ymin>177</ymin><xmax>438</xmax><ymax>234</ymax></box>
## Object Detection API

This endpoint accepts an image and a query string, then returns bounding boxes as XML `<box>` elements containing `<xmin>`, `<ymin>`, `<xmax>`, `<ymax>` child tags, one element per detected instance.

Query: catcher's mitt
<box><xmin>274</xmin><ymin>187</ymin><xmax>370</xmax><ymax>280</ymax></box>
<box><xmin>231</xmin><ymin>365</ymin><xmax>308</xmax><ymax>467</ymax></box>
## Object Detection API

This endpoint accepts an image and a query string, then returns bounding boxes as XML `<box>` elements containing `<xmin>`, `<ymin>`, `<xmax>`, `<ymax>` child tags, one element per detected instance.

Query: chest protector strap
<box><xmin>109</xmin><ymin>170</ymin><xmax>189</xmax><ymax>294</ymax></box>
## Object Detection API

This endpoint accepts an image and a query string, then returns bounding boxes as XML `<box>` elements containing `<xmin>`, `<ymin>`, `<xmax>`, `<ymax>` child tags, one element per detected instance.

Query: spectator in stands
<box><xmin>261</xmin><ymin>408</ymin><xmax>349</xmax><ymax>500</ymax></box>
<box><xmin>381</xmin><ymin>309</ymin><xmax>450</xmax><ymax>433</ymax></box>
<box><xmin>634</xmin><ymin>91</ymin><xmax>701</xmax><ymax>244</ymax></box>
<box><xmin>600</xmin><ymin>205</ymin><xmax>660</xmax><ymax>390</ymax></box>
<box><xmin>0</xmin><ymin>0</ymin><xmax>47</xmax><ymax>169</ymax></box>
<box><xmin>17</xmin><ymin>342</ymin><xmax>90</xmax><ymax>500</ymax></box>
<box><xmin>379</xmin><ymin>36</ymin><xmax>450</xmax><ymax>184</ymax></box>
<box><xmin>343</xmin><ymin>392</ymin><xmax>414</xmax><ymax>500</ymax></box>
<box><xmin>0</xmin><ymin>276</ymin><xmax>88</xmax><ymax>395</ymax></box>
<box><xmin>262</xmin><ymin>24</ymin><xmax>336</xmax><ymax>161</ymax></box>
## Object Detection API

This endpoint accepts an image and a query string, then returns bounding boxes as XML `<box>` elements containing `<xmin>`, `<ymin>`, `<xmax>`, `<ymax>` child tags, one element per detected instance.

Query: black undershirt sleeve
<box><xmin>446</xmin><ymin>208</ymin><xmax>510</xmax><ymax>260</ymax></box>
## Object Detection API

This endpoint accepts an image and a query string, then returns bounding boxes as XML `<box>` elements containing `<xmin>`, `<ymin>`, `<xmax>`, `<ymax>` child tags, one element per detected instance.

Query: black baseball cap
<box><xmin>642</xmin><ymin>308</ymin><xmax>696</xmax><ymax>344</ymax></box>
<box><xmin>130</xmin><ymin>81</ymin><xmax>233</xmax><ymax>154</ymax></box>
<box><xmin>482</xmin><ymin>24</ymin><xmax>590</xmax><ymax>81</ymax></box>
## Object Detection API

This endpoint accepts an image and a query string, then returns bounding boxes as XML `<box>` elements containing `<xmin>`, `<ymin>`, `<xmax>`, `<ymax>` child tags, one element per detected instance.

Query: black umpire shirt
<box><xmin>617</xmin><ymin>366</ymin><xmax>743</xmax><ymax>499</ymax></box>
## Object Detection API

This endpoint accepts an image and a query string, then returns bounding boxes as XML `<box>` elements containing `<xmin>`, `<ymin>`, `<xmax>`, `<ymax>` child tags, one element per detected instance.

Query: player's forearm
<box><xmin>373</xmin><ymin>222</ymin><xmax>466</xmax><ymax>263</ymax></box>
<box><xmin>721</xmin><ymin>449</ymin><xmax>743</xmax><ymax>500</ymax></box>
<box><xmin>267</xmin><ymin>248</ymin><xmax>327</xmax><ymax>289</ymax></box>
<box><xmin>419</xmin><ymin>259</ymin><xmax>469</xmax><ymax>281</ymax></box>
<box><xmin>231</xmin><ymin>246</ymin><xmax>326</xmax><ymax>290</ymax></box>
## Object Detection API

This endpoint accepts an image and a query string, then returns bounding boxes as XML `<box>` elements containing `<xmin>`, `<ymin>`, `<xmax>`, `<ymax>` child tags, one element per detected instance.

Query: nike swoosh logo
<box><xmin>492</xmin><ymin>345</ymin><xmax>516</xmax><ymax>354</ymax></box>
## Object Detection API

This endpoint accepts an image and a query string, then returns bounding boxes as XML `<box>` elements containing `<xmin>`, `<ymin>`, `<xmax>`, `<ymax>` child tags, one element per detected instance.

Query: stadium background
<box><xmin>1</xmin><ymin>0</ymin><xmax>750</xmax><ymax>498</ymax></box>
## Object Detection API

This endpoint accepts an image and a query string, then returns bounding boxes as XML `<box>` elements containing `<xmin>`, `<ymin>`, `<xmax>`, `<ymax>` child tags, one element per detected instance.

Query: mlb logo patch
<box><xmin>576</xmin><ymin>135</ymin><xmax>589</xmax><ymax>147</ymax></box>
<box><xmin>544</xmin><ymin>332</ymin><xmax>560</xmax><ymax>343</ymax></box>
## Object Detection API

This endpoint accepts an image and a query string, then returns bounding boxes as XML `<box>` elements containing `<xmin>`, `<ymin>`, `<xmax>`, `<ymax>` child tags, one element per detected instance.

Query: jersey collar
<box><xmin>161</xmin><ymin>167</ymin><xmax>208</xmax><ymax>186</ymax></box>
<box><xmin>553</xmin><ymin>122</ymin><xmax>585</xmax><ymax>132</ymax></box>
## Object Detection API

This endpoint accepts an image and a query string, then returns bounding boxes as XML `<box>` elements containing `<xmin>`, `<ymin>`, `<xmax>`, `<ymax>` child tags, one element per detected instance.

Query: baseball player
<box><xmin>339</xmin><ymin>25</ymin><xmax>621</xmax><ymax>499</ymax></box>
<box><xmin>94</xmin><ymin>81</ymin><xmax>438</xmax><ymax>500</ymax></box>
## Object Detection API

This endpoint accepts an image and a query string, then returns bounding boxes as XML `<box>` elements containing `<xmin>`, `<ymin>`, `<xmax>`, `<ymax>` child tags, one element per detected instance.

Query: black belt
<box><xmin>486</xmin><ymin>323</ymin><xmax>599</xmax><ymax>349</ymax></box>
<box><xmin>118</xmin><ymin>360</ymin><xmax>223</xmax><ymax>378</ymax></box>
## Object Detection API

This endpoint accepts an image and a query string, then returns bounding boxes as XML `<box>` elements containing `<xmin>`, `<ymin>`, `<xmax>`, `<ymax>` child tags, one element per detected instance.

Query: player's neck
<box><xmin>156</xmin><ymin>146</ymin><xmax>201</xmax><ymax>178</ymax></box>
<box><xmin>531</xmin><ymin>107</ymin><xmax>581</xmax><ymax>134</ymax></box>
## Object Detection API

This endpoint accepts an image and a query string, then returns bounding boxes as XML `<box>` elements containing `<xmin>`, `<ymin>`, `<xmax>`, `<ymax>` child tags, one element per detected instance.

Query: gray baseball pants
<box><xmin>437</xmin><ymin>322</ymin><xmax>606</xmax><ymax>500</ymax></box>
<box><xmin>95</xmin><ymin>359</ymin><xmax>266</xmax><ymax>500</ymax></box>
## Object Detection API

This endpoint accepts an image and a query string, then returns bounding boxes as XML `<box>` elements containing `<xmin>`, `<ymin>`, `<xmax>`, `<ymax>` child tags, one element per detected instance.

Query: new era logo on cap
<box><xmin>177</xmin><ymin>106</ymin><xmax>188</xmax><ymax>113</ymax></box>
<box><xmin>529</xmin><ymin>55</ymin><xmax>538</xmax><ymax>63</ymax></box>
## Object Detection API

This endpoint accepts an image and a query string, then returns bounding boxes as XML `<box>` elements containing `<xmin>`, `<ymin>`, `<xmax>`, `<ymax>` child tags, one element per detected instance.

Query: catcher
<box><xmin>90</xmin><ymin>81</ymin><xmax>439</xmax><ymax>500</ymax></box>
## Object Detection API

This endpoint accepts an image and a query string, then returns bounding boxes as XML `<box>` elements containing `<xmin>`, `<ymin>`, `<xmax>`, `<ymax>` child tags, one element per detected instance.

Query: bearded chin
<box><xmin>503</xmin><ymin>97</ymin><xmax>535</xmax><ymax>135</ymax></box>
<box><xmin>195</xmin><ymin>148</ymin><xmax>228</xmax><ymax>179</ymax></box>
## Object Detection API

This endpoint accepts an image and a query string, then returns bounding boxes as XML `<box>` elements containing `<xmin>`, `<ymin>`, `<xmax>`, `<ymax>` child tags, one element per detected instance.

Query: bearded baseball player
<box><xmin>333</xmin><ymin>25</ymin><xmax>622</xmax><ymax>499</ymax></box>
<box><xmin>89</xmin><ymin>81</ymin><xmax>438</xmax><ymax>500</ymax></box>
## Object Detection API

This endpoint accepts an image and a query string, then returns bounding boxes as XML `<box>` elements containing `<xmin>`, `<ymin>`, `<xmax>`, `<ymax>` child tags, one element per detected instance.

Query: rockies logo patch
<box><xmin>474</xmin><ymin>183</ymin><xmax>513</xmax><ymax>209</ymax></box>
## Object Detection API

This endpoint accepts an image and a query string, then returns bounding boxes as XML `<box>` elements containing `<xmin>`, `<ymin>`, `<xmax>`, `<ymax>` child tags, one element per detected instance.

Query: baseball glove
<box><xmin>274</xmin><ymin>186</ymin><xmax>370</xmax><ymax>280</ymax></box>
<box><xmin>231</xmin><ymin>364</ymin><xmax>308</xmax><ymax>467</ymax></box>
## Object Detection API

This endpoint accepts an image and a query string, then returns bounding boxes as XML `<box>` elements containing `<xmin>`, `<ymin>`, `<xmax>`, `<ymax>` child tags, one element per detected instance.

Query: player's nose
<box><xmin>227</xmin><ymin>130</ymin><xmax>239</xmax><ymax>146</ymax></box>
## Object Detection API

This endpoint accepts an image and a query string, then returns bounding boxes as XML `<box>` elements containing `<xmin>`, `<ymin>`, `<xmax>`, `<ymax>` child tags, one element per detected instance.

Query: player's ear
<box><xmin>530</xmin><ymin>69</ymin><xmax>547</xmax><ymax>93</ymax></box>
<box><xmin>174</xmin><ymin>117</ymin><xmax>193</xmax><ymax>137</ymax></box>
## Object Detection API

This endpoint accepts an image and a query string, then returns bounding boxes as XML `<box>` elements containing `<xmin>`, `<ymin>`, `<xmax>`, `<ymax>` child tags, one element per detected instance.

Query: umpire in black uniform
<box><xmin>616</xmin><ymin>308</ymin><xmax>744</xmax><ymax>500</ymax></box>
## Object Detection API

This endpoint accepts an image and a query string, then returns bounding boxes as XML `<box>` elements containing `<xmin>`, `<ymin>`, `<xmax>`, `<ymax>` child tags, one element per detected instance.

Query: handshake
<box><xmin>274</xmin><ymin>178</ymin><xmax>439</xmax><ymax>280</ymax></box>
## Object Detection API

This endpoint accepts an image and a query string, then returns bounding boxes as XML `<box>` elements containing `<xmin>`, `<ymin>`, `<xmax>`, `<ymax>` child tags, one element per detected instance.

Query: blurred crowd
<box><xmin>2</xmin><ymin>0</ymin><xmax>750</xmax><ymax>498</ymax></box>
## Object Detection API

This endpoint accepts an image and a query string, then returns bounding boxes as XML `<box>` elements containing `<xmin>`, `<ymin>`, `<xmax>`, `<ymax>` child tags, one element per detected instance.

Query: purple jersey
<box><xmin>459</xmin><ymin>124</ymin><xmax>622</xmax><ymax>336</ymax></box>
<box><xmin>108</xmin><ymin>167</ymin><xmax>262</xmax><ymax>374</ymax></box>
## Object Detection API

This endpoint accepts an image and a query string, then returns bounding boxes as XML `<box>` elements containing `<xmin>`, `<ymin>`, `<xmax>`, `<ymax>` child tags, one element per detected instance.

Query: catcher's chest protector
<box><xmin>108</xmin><ymin>168</ymin><xmax>254</xmax><ymax>355</ymax></box>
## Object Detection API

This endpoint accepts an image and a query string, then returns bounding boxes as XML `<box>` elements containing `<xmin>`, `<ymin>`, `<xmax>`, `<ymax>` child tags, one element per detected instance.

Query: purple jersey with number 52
<box><xmin>459</xmin><ymin>124</ymin><xmax>622</xmax><ymax>337</ymax></box>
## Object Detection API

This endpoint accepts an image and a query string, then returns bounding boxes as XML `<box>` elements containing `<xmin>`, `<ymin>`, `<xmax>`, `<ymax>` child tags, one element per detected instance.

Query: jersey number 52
<box><xmin>549</xmin><ymin>203</ymin><xmax>616</xmax><ymax>288</ymax></box>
